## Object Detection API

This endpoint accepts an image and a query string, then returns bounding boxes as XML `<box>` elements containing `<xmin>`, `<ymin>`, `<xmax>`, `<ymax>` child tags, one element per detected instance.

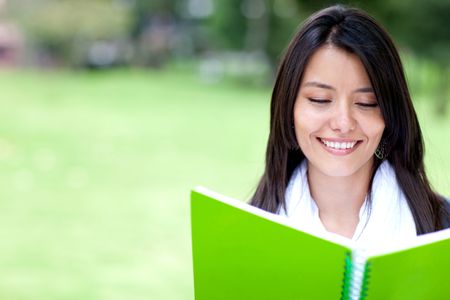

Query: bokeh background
<box><xmin>0</xmin><ymin>0</ymin><xmax>449</xmax><ymax>299</ymax></box>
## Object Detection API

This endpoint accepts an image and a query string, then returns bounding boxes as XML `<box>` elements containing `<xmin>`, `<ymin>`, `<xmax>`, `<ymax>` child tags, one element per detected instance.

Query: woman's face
<box><xmin>294</xmin><ymin>45</ymin><xmax>385</xmax><ymax>178</ymax></box>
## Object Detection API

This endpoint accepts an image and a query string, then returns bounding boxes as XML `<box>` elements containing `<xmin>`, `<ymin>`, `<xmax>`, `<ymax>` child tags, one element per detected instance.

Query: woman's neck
<box><xmin>307</xmin><ymin>159</ymin><xmax>374</xmax><ymax>238</ymax></box>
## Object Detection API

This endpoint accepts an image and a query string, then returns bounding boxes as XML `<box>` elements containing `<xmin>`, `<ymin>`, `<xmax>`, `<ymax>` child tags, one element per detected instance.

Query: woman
<box><xmin>250</xmin><ymin>5</ymin><xmax>449</xmax><ymax>250</ymax></box>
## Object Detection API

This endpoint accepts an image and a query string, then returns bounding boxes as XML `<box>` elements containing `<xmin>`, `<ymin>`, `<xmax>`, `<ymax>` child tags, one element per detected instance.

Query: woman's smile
<box><xmin>317</xmin><ymin>137</ymin><xmax>362</xmax><ymax>156</ymax></box>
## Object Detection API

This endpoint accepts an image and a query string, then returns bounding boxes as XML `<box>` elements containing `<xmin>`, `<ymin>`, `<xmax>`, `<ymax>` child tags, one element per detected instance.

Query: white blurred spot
<box><xmin>199</xmin><ymin>56</ymin><xmax>224</xmax><ymax>84</ymax></box>
<box><xmin>88</xmin><ymin>41</ymin><xmax>119</xmax><ymax>67</ymax></box>
<box><xmin>187</xmin><ymin>0</ymin><xmax>214</xmax><ymax>19</ymax></box>
<box><xmin>198</xmin><ymin>50</ymin><xmax>271</xmax><ymax>84</ymax></box>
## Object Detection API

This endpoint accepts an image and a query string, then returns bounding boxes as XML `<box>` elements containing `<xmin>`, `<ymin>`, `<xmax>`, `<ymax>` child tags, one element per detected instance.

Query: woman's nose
<box><xmin>329</xmin><ymin>102</ymin><xmax>356</xmax><ymax>133</ymax></box>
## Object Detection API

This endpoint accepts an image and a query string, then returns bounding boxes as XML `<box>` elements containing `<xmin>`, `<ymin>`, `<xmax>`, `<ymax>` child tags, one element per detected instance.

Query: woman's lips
<box><xmin>317</xmin><ymin>137</ymin><xmax>362</xmax><ymax>156</ymax></box>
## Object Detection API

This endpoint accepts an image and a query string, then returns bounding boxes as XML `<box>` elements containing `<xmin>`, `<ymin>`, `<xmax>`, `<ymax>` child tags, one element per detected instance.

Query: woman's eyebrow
<box><xmin>303</xmin><ymin>81</ymin><xmax>334</xmax><ymax>90</ymax></box>
<box><xmin>353</xmin><ymin>87</ymin><xmax>374</xmax><ymax>93</ymax></box>
<box><xmin>302</xmin><ymin>81</ymin><xmax>374</xmax><ymax>93</ymax></box>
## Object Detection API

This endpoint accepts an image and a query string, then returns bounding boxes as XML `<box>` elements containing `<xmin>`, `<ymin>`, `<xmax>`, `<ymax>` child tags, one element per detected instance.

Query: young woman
<box><xmin>250</xmin><ymin>5</ymin><xmax>449</xmax><ymax>250</ymax></box>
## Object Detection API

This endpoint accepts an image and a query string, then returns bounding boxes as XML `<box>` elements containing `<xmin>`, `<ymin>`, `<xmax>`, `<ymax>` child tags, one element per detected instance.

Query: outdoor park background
<box><xmin>0</xmin><ymin>0</ymin><xmax>449</xmax><ymax>299</ymax></box>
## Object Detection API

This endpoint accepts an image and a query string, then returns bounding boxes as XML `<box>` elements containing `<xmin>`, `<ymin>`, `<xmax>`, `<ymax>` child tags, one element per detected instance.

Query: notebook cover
<box><xmin>364</xmin><ymin>235</ymin><xmax>450</xmax><ymax>300</ymax></box>
<box><xmin>190</xmin><ymin>190</ymin><xmax>351</xmax><ymax>300</ymax></box>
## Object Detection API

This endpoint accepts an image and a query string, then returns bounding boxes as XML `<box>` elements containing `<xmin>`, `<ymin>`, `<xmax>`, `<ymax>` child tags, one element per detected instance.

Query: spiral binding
<box><xmin>341</xmin><ymin>252</ymin><xmax>353</xmax><ymax>300</ymax></box>
<box><xmin>350</xmin><ymin>249</ymin><xmax>368</xmax><ymax>300</ymax></box>
<box><xmin>341</xmin><ymin>249</ymin><xmax>369</xmax><ymax>300</ymax></box>
<box><xmin>359</xmin><ymin>261</ymin><xmax>371</xmax><ymax>300</ymax></box>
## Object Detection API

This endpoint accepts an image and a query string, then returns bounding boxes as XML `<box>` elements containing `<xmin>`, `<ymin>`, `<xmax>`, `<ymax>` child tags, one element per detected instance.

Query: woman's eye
<box><xmin>308</xmin><ymin>98</ymin><xmax>331</xmax><ymax>104</ymax></box>
<box><xmin>356</xmin><ymin>102</ymin><xmax>378</xmax><ymax>108</ymax></box>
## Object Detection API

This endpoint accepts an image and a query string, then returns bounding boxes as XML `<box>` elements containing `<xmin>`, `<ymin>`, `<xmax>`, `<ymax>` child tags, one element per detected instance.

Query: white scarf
<box><xmin>278</xmin><ymin>160</ymin><xmax>417</xmax><ymax>251</ymax></box>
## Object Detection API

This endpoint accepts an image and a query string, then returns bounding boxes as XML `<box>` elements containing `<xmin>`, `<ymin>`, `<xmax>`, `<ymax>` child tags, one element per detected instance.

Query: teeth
<box><xmin>321</xmin><ymin>139</ymin><xmax>357</xmax><ymax>150</ymax></box>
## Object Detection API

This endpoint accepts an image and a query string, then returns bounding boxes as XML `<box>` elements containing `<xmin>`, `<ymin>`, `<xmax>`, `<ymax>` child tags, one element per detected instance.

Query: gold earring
<box><xmin>375</xmin><ymin>140</ymin><xmax>386</xmax><ymax>160</ymax></box>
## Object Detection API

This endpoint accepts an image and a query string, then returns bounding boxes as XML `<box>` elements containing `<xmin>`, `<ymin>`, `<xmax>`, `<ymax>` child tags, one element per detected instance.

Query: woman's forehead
<box><xmin>300</xmin><ymin>46</ymin><xmax>372</xmax><ymax>91</ymax></box>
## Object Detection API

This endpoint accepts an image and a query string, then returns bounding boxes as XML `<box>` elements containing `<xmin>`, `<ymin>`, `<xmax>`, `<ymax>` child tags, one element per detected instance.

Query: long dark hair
<box><xmin>250</xmin><ymin>5</ymin><xmax>448</xmax><ymax>234</ymax></box>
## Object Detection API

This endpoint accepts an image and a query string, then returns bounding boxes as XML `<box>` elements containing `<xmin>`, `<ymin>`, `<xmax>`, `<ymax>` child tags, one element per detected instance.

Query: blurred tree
<box><xmin>378</xmin><ymin>0</ymin><xmax>450</xmax><ymax>115</ymax></box>
<box><xmin>129</xmin><ymin>0</ymin><xmax>179</xmax><ymax>67</ymax></box>
<box><xmin>207</xmin><ymin>0</ymin><xmax>247</xmax><ymax>50</ymax></box>
<box><xmin>9</xmin><ymin>0</ymin><xmax>132</xmax><ymax>67</ymax></box>
<box><xmin>119</xmin><ymin>0</ymin><xmax>212</xmax><ymax>67</ymax></box>
<box><xmin>207</xmin><ymin>0</ymin><xmax>304</xmax><ymax>61</ymax></box>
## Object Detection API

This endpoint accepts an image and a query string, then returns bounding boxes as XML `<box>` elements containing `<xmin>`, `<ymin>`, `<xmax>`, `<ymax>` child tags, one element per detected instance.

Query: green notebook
<box><xmin>190</xmin><ymin>187</ymin><xmax>450</xmax><ymax>300</ymax></box>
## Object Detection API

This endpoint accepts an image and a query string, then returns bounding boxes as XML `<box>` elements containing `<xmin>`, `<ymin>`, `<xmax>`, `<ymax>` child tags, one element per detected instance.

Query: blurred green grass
<box><xmin>0</xmin><ymin>66</ymin><xmax>448</xmax><ymax>300</ymax></box>
<box><xmin>0</xmin><ymin>68</ymin><xmax>269</xmax><ymax>300</ymax></box>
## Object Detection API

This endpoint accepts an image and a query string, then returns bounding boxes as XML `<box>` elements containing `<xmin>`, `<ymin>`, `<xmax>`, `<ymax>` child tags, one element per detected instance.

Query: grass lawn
<box><xmin>0</xmin><ymin>66</ymin><xmax>448</xmax><ymax>300</ymax></box>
